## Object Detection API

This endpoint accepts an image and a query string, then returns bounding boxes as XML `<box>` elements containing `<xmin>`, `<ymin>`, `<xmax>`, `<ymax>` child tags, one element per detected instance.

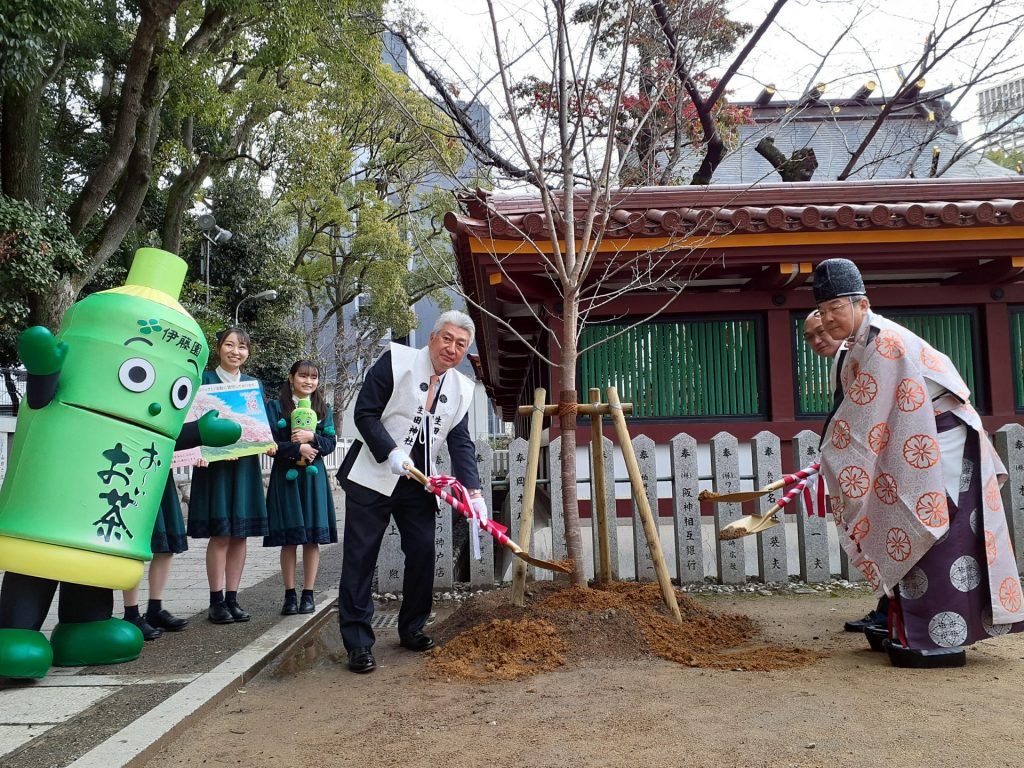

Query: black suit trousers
<box><xmin>339</xmin><ymin>476</ymin><xmax>438</xmax><ymax>651</ymax></box>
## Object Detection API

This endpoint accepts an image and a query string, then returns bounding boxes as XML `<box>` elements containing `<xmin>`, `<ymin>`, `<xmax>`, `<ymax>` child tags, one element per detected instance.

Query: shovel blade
<box><xmin>718</xmin><ymin>513</ymin><xmax>779</xmax><ymax>540</ymax></box>
<box><xmin>515</xmin><ymin>551</ymin><xmax>573</xmax><ymax>574</ymax></box>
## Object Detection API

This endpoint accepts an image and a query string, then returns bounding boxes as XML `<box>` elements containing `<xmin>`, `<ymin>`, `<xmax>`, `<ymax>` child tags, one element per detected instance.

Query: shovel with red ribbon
<box><xmin>718</xmin><ymin>463</ymin><xmax>824</xmax><ymax>539</ymax></box>
<box><xmin>404</xmin><ymin>464</ymin><xmax>573</xmax><ymax>575</ymax></box>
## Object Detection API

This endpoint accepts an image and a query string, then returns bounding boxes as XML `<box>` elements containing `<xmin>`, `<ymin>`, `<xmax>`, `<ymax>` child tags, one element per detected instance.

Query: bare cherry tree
<box><xmin>385</xmin><ymin>0</ymin><xmax>779</xmax><ymax>584</ymax></box>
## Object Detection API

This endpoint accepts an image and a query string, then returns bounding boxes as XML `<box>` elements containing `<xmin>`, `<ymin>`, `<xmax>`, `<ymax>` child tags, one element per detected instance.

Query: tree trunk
<box><xmin>67</xmin><ymin>0</ymin><xmax>180</xmax><ymax>235</ymax></box>
<box><xmin>28</xmin><ymin>275</ymin><xmax>77</xmax><ymax>330</ymax></box>
<box><xmin>75</xmin><ymin>43</ymin><xmax>168</xmax><ymax>294</ymax></box>
<box><xmin>332</xmin><ymin>307</ymin><xmax>346</xmax><ymax>436</ymax></box>
<box><xmin>755</xmin><ymin>137</ymin><xmax>818</xmax><ymax>182</ymax></box>
<box><xmin>559</xmin><ymin>302</ymin><xmax>586</xmax><ymax>587</ymax></box>
<box><xmin>1</xmin><ymin>84</ymin><xmax>44</xmax><ymax>204</ymax></box>
<box><xmin>161</xmin><ymin>154</ymin><xmax>214</xmax><ymax>253</ymax></box>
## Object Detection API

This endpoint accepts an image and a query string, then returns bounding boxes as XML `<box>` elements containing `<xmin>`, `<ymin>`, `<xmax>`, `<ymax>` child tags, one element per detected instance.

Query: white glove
<box><xmin>471</xmin><ymin>497</ymin><xmax>488</xmax><ymax>525</ymax></box>
<box><xmin>388</xmin><ymin>448</ymin><xmax>412</xmax><ymax>476</ymax></box>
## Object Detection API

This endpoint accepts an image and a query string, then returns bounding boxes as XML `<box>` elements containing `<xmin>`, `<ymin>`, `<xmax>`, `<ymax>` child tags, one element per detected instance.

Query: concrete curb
<box><xmin>68</xmin><ymin>590</ymin><xmax>339</xmax><ymax>768</ymax></box>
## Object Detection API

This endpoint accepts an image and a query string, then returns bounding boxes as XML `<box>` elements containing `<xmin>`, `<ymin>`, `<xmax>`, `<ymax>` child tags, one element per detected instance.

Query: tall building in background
<box><xmin>978</xmin><ymin>76</ymin><xmax>1024</xmax><ymax>155</ymax></box>
<box><xmin>332</xmin><ymin>32</ymin><xmax>503</xmax><ymax>441</ymax></box>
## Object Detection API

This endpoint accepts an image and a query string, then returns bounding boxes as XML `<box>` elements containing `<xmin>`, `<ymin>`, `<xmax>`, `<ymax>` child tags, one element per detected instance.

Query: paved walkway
<box><xmin>0</xmin><ymin>534</ymin><xmax>343</xmax><ymax>768</ymax></box>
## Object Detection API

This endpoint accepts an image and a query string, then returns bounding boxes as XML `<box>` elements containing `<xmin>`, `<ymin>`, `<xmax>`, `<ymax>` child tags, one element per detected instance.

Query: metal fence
<box><xmin>0</xmin><ymin>369</ymin><xmax>26</xmax><ymax>417</ymax></box>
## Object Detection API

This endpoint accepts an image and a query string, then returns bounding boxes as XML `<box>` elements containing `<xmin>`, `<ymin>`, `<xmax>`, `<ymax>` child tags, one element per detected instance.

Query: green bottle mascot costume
<box><xmin>0</xmin><ymin>248</ymin><xmax>240</xmax><ymax>678</ymax></box>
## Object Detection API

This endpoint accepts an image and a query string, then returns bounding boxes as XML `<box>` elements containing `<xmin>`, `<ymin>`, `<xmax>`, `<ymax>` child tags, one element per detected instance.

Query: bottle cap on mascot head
<box><xmin>813</xmin><ymin>258</ymin><xmax>865</xmax><ymax>304</ymax></box>
<box><xmin>125</xmin><ymin>247</ymin><xmax>188</xmax><ymax>301</ymax></box>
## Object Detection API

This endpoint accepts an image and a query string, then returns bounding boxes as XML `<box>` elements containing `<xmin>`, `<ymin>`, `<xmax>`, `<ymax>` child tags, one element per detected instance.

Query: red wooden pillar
<box><xmin>984</xmin><ymin>301</ymin><xmax>1015</xmax><ymax>423</ymax></box>
<box><xmin>766</xmin><ymin>307</ymin><xmax>796</xmax><ymax>425</ymax></box>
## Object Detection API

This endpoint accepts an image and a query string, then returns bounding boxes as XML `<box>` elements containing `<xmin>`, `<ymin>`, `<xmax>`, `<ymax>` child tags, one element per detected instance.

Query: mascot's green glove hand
<box><xmin>197</xmin><ymin>409</ymin><xmax>241</xmax><ymax>447</ymax></box>
<box><xmin>18</xmin><ymin>326</ymin><xmax>68</xmax><ymax>376</ymax></box>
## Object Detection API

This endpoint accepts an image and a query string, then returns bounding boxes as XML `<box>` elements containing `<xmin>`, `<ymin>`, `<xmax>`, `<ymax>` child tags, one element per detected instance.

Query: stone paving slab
<box><xmin>67</xmin><ymin>592</ymin><xmax>337</xmax><ymax>768</ymax></box>
<box><xmin>0</xmin><ymin>724</ymin><xmax>54</xmax><ymax>755</ymax></box>
<box><xmin>0</xmin><ymin>686</ymin><xmax>116</xmax><ymax>725</ymax></box>
<box><xmin>1</xmin><ymin>527</ymin><xmax>340</xmax><ymax>767</ymax></box>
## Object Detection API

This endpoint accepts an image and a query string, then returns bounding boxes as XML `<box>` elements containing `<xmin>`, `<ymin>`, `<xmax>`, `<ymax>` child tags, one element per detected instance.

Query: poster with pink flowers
<box><xmin>171</xmin><ymin>381</ymin><xmax>274</xmax><ymax>467</ymax></box>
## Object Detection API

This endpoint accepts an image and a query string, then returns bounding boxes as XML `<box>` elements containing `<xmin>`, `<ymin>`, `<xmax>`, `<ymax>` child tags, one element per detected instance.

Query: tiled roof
<box><xmin>448</xmin><ymin>178</ymin><xmax>1024</xmax><ymax>239</ymax></box>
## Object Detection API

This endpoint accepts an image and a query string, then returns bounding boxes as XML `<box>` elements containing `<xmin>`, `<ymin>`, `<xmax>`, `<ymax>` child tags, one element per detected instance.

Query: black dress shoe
<box><xmin>281</xmin><ymin>594</ymin><xmax>298</xmax><ymax>615</ymax></box>
<box><xmin>298</xmin><ymin>594</ymin><xmax>315</xmax><ymax>614</ymax></box>
<box><xmin>399</xmin><ymin>631</ymin><xmax>436</xmax><ymax>652</ymax></box>
<box><xmin>128</xmin><ymin>614</ymin><xmax>163</xmax><ymax>641</ymax></box>
<box><xmin>844</xmin><ymin>610</ymin><xmax>887</xmax><ymax>633</ymax></box>
<box><xmin>347</xmin><ymin>647</ymin><xmax>376</xmax><ymax>673</ymax></box>
<box><xmin>147</xmin><ymin>608</ymin><xmax>188</xmax><ymax>632</ymax></box>
<box><xmin>224</xmin><ymin>601</ymin><xmax>250</xmax><ymax>622</ymax></box>
<box><xmin>208</xmin><ymin>602</ymin><xmax>235</xmax><ymax>624</ymax></box>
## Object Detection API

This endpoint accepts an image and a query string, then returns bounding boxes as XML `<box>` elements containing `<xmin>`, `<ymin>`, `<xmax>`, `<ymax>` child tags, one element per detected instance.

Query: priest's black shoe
<box><xmin>298</xmin><ymin>594</ymin><xmax>315</xmax><ymax>614</ymax></box>
<box><xmin>129</xmin><ymin>615</ymin><xmax>163</xmax><ymax>641</ymax></box>
<box><xmin>844</xmin><ymin>610</ymin><xmax>886</xmax><ymax>633</ymax></box>
<box><xmin>147</xmin><ymin>608</ymin><xmax>188</xmax><ymax>632</ymax></box>
<box><xmin>347</xmin><ymin>647</ymin><xmax>376</xmax><ymax>673</ymax></box>
<box><xmin>399</xmin><ymin>631</ymin><xmax>436</xmax><ymax>652</ymax></box>
<box><xmin>225</xmin><ymin>601</ymin><xmax>251</xmax><ymax>622</ymax></box>
<box><xmin>208</xmin><ymin>602</ymin><xmax>235</xmax><ymax>624</ymax></box>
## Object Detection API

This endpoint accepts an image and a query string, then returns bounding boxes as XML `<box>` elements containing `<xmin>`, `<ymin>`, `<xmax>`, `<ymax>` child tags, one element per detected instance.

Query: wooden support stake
<box><xmin>589</xmin><ymin>388</ymin><xmax>612</xmax><ymax>584</ymax></box>
<box><xmin>606</xmin><ymin>386</ymin><xmax>682</xmax><ymax>624</ymax></box>
<box><xmin>511</xmin><ymin>388</ymin><xmax>547</xmax><ymax>607</ymax></box>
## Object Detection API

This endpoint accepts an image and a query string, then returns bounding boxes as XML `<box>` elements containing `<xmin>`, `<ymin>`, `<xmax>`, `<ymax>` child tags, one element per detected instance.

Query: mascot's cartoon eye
<box><xmin>170</xmin><ymin>376</ymin><xmax>193</xmax><ymax>409</ymax></box>
<box><xmin>119</xmin><ymin>357</ymin><xmax>156</xmax><ymax>392</ymax></box>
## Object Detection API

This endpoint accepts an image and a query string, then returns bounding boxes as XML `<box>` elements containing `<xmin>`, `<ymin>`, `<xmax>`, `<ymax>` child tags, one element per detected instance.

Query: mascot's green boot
<box><xmin>51</xmin><ymin>618</ymin><xmax>143</xmax><ymax>666</ymax></box>
<box><xmin>0</xmin><ymin>628</ymin><xmax>53</xmax><ymax>679</ymax></box>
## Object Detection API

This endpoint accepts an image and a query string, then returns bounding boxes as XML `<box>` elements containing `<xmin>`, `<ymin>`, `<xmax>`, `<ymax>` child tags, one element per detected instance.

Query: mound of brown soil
<box><xmin>427</xmin><ymin>581</ymin><xmax>823</xmax><ymax>681</ymax></box>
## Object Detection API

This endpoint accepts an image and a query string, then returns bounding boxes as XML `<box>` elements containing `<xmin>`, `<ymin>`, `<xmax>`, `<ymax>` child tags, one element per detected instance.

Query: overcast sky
<box><xmin>398</xmin><ymin>0</ymin><xmax>1022</xmax><ymax>137</ymax></box>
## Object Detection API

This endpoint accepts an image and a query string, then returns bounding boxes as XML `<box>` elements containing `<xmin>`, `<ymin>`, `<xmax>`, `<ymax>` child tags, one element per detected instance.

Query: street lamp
<box><xmin>234</xmin><ymin>289</ymin><xmax>279</xmax><ymax>326</ymax></box>
<box><xmin>197</xmin><ymin>214</ymin><xmax>233</xmax><ymax>305</ymax></box>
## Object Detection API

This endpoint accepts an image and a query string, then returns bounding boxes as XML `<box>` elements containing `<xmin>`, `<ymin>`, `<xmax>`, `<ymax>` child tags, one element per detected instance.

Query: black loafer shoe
<box><xmin>128</xmin><ymin>614</ymin><xmax>163</xmax><ymax>641</ymax></box>
<box><xmin>208</xmin><ymin>603</ymin><xmax>235</xmax><ymax>624</ymax></box>
<box><xmin>399</xmin><ymin>631</ymin><xmax>436</xmax><ymax>652</ymax></box>
<box><xmin>298</xmin><ymin>594</ymin><xmax>315</xmax><ymax>614</ymax></box>
<box><xmin>147</xmin><ymin>608</ymin><xmax>188</xmax><ymax>632</ymax></box>
<box><xmin>844</xmin><ymin>610</ymin><xmax>887</xmax><ymax>633</ymax></box>
<box><xmin>281</xmin><ymin>595</ymin><xmax>298</xmax><ymax>615</ymax></box>
<box><xmin>347</xmin><ymin>647</ymin><xmax>376</xmax><ymax>673</ymax></box>
<box><xmin>224</xmin><ymin>601</ymin><xmax>250</xmax><ymax>622</ymax></box>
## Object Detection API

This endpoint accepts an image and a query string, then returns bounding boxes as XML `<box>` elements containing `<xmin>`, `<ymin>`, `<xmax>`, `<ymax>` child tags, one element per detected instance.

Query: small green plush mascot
<box><xmin>284</xmin><ymin>398</ymin><xmax>318</xmax><ymax>481</ymax></box>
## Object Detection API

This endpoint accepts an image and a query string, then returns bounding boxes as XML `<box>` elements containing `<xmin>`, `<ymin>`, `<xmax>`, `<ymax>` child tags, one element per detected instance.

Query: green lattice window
<box><xmin>579</xmin><ymin>317</ymin><xmax>763</xmax><ymax>418</ymax></box>
<box><xmin>1010</xmin><ymin>308</ymin><xmax>1024</xmax><ymax>411</ymax></box>
<box><xmin>793</xmin><ymin>314</ymin><xmax>833</xmax><ymax>416</ymax></box>
<box><xmin>888</xmin><ymin>310</ymin><xmax>979</xmax><ymax>402</ymax></box>
<box><xmin>794</xmin><ymin>307</ymin><xmax>981</xmax><ymax>417</ymax></box>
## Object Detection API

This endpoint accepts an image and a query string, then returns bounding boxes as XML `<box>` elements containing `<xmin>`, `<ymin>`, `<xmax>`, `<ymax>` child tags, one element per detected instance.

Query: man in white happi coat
<box><xmin>813</xmin><ymin>258</ymin><xmax>1024</xmax><ymax>667</ymax></box>
<box><xmin>336</xmin><ymin>311</ymin><xmax>486</xmax><ymax>674</ymax></box>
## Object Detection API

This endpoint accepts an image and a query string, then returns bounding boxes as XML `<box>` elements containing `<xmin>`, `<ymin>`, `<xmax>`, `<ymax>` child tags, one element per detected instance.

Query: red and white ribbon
<box><xmin>799</xmin><ymin>470</ymin><xmax>827</xmax><ymax>518</ymax></box>
<box><xmin>423</xmin><ymin>474</ymin><xmax>511</xmax><ymax>552</ymax></box>
<box><xmin>782</xmin><ymin>461</ymin><xmax>819</xmax><ymax>488</ymax></box>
